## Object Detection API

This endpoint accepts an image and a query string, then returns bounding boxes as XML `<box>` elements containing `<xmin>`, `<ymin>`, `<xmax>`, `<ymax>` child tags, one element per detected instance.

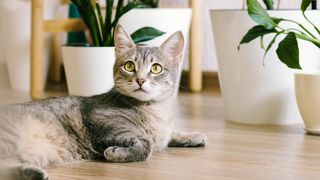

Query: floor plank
<box><xmin>2</xmin><ymin>87</ymin><xmax>320</xmax><ymax>179</ymax></box>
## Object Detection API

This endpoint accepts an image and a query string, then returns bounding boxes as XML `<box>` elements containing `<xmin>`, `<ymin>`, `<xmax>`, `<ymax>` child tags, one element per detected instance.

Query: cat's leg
<box><xmin>104</xmin><ymin>136</ymin><xmax>152</xmax><ymax>163</ymax></box>
<box><xmin>19</xmin><ymin>165</ymin><xmax>49</xmax><ymax>180</ymax></box>
<box><xmin>0</xmin><ymin>161</ymin><xmax>48</xmax><ymax>180</ymax></box>
<box><xmin>168</xmin><ymin>131</ymin><xmax>208</xmax><ymax>147</ymax></box>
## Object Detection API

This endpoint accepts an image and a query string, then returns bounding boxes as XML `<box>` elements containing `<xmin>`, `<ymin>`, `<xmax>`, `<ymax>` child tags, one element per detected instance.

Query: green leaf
<box><xmin>260</xmin><ymin>35</ymin><xmax>265</xmax><ymax>49</ymax></box>
<box><xmin>272</xmin><ymin>17</ymin><xmax>284</xmax><ymax>25</ymax></box>
<box><xmin>239</xmin><ymin>25</ymin><xmax>277</xmax><ymax>49</ymax></box>
<box><xmin>96</xmin><ymin>2</ymin><xmax>106</xmax><ymax>42</ymax></box>
<box><xmin>71</xmin><ymin>0</ymin><xmax>101</xmax><ymax>46</ymax></box>
<box><xmin>301</xmin><ymin>0</ymin><xmax>312</xmax><ymax>12</ymax></box>
<box><xmin>264</xmin><ymin>31</ymin><xmax>283</xmax><ymax>58</ymax></box>
<box><xmin>247</xmin><ymin>0</ymin><xmax>276</xmax><ymax>29</ymax></box>
<box><xmin>263</xmin><ymin>0</ymin><xmax>274</xmax><ymax>10</ymax></box>
<box><xmin>130</xmin><ymin>27</ymin><xmax>165</xmax><ymax>43</ymax></box>
<box><xmin>139</xmin><ymin>0</ymin><xmax>159</xmax><ymax>8</ymax></box>
<box><xmin>276</xmin><ymin>32</ymin><xmax>301</xmax><ymax>69</ymax></box>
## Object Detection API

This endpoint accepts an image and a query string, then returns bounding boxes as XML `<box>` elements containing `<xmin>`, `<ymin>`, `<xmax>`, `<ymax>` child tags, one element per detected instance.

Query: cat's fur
<box><xmin>0</xmin><ymin>25</ymin><xmax>208</xmax><ymax>180</ymax></box>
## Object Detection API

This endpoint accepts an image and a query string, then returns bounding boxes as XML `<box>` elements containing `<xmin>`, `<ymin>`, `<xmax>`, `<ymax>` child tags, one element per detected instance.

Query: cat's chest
<box><xmin>143</xmin><ymin>102</ymin><xmax>174</xmax><ymax>151</ymax></box>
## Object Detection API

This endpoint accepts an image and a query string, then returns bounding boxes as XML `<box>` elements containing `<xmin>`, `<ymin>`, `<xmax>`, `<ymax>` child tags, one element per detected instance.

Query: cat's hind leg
<box><xmin>0</xmin><ymin>162</ymin><xmax>48</xmax><ymax>180</ymax></box>
<box><xmin>20</xmin><ymin>165</ymin><xmax>49</xmax><ymax>180</ymax></box>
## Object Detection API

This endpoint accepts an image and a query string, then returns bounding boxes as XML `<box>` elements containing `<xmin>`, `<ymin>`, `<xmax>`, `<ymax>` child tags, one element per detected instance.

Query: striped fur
<box><xmin>0</xmin><ymin>25</ymin><xmax>207</xmax><ymax>180</ymax></box>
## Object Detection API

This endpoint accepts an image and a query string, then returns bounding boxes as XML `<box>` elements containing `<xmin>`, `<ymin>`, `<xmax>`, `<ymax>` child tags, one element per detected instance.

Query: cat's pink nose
<box><xmin>136</xmin><ymin>78</ymin><xmax>146</xmax><ymax>86</ymax></box>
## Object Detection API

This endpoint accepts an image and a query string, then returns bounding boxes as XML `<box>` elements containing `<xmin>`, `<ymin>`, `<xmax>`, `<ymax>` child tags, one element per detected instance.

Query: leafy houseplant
<box><xmin>239</xmin><ymin>0</ymin><xmax>320</xmax><ymax>134</ymax></box>
<box><xmin>209</xmin><ymin>1</ymin><xmax>320</xmax><ymax>124</ymax></box>
<box><xmin>239</xmin><ymin>0</ymin><xmax>320</xmax><ymax>69</ymax></box>
<box><xmin>71</xmin><ymin>0</ymin><xmax>164</xmax><ymax>46</ymax></box>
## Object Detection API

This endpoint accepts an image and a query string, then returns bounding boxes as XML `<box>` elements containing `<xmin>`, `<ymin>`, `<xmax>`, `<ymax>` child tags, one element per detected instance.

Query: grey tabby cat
<box><xmin>0</xmin><ymin>24</ymin><xmax>208</xmax><ymax>180</ymax></box>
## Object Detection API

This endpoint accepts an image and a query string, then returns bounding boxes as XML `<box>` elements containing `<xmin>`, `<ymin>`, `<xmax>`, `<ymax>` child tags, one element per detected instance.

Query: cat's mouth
<box><xmin>133</xmin><ymin>88</ymin><xmax>148</xmax><ymax>93</ymax></box>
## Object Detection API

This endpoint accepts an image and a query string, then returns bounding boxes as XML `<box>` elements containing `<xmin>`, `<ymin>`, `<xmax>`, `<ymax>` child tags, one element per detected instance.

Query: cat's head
<box><xmin>113</xmin><ymin>24</ymin><xmax>184</xmax><ymax>102</ymax></box>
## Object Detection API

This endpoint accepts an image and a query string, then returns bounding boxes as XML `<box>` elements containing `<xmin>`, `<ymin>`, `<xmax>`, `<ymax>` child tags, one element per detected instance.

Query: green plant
<box><xmin>135</xmin><ymin>0</ymin><xmax>159</xmax><ymax>8</ymax></box>
<box><xmin>71</xmin><ymin>0</ymin><xmax>164</xmax><ymax>46</ymax></box>
<box><xmin>239</xmin><ymin>0</ymin><xmax>320</xmax><ymax>69</ymax></box>
<box><xmin>263</xmin><ymin>0</ymin><xmax>274</xmax><ymax>10</ymax></box>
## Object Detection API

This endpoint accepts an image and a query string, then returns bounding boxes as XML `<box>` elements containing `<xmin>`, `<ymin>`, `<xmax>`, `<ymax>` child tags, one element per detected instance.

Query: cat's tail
<box><xmin>0</xmin><ymin>161</ymin><xmax>49</xmax><ymax>180</ymax></box>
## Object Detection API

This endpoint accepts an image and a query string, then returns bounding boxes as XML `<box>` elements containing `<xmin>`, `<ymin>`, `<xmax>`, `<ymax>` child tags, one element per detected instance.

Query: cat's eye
<box><xmin>124</xmin><ymin>61</ymin><xmax>135</xmax><ymax>72</ymax></box>
<box><xmin>150</xmin><ymin>63</ymin><xmax>163</xmax><ymax>74</ymax></box>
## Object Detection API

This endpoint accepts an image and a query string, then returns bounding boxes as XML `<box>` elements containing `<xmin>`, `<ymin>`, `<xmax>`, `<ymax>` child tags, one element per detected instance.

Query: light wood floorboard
<box><xmin>1</xmin><ymin>87</ymin><xmax>320</xmax><ymax>179</ymax></box>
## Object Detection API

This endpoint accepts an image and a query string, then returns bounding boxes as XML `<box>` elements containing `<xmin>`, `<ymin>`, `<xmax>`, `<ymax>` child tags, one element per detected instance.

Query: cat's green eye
<box><xmin>150</xmin><ymin>64</ymin><xmax>163</xmax><ymax>74</ymax></box>
<box><xmin>124</xmin><ymin>61</ymin><xmax>135</xmax><ymax>72</ymax></box>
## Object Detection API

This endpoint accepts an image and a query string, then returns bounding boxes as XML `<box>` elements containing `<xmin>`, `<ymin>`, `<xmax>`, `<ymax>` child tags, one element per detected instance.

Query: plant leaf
<box><xmin>264</xmin><ymin>31</ymin><xmax>283</xmax><ymax>58</ymax></box>
<box><xmin>301</xmin><ymin>0</ymin><xmax>312</xmax><ymax>12</ymax></box>
<box><xmin>71</xmin><ymin>0</ymin><xmax>101</xmax><ymax>46</ymax></box>
<box><xmin>247</xmin><ymin>0</ymin><xmax>276</xmax><ymax>29</ymax></box>
<box><xmin>276</xmin><ymin>32</ymin><xmax>301</xmax><ymax>69</ymax></box>
<box><xmin>238</xmin><ymin>25</ymin><xmax>277</xmax><ymax>49</ymax></box>
<box><xmin>263</xmin><ymin>0</ymin><xmax>274</xmax><ymax>10</ymax></box>
<box><xmin>260</xmin><ymin>35</ymin><xmax>265</xmax><ymax>49</ymax></box>
<box><xmin>131</xmin><ymin>27</ymin><xmax>165</xmax><ymax>43</ymax></box>
<box><xmin>96</xmin><ymin>2</ymin><xmax>106</xmax><ymax>42</ymax></box>
<box><xmin>272</xmin><ymin>17</ymin><xmax>284</xmax><ymax>25</ymax></box>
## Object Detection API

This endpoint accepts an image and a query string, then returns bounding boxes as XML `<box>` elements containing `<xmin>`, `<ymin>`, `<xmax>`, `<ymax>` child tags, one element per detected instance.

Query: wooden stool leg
<box><xmin>189</xmin><ymin>0</ymin><xmax>202</xmax><ymax>92</ymax></box>
<box><xmin>50</xmin><ymin>32</ymin><xmax>62</xmax><ymax>83</ymax></box>
<box><xmin>31</xmin><ymin>0</ymin><xmax>44</xmax><ymax>99</ymax></box>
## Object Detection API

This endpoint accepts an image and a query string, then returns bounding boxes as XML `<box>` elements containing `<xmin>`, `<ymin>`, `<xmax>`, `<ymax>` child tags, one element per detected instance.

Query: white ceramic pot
<box><xmin>0</xmin><ymin>0</ymin><xmax>60</xmax><ymax>92</ymax></box>
<box><xmin>210</xmin><ymin>10</ymin><xmax>320</xmax><ymax>124</ymax></box>
<box><xmin>119</xmin><ymin>8</ymin><xmax>192</xmax><ymax>96</ymax></box>
<box><xmin>62</xmin><ymin>46</ymin><xmax>115</xmax><ymax>96</ymax></box>
<box><xmin>295</xmin><ymin>71</ymin><xmax>320</xmax><ymax>135</ymax></box>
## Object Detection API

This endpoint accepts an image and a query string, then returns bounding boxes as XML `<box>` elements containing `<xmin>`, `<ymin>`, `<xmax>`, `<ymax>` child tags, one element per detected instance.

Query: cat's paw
<box><xmin>190</xmin><ymin>132</ymin><xmax>208</xmax><ymax>147</ymax></box>
<box><xmin>104</xmin><ymin>146</ymin><xmax>128</xmax><ymax>163</ymax></box>
<box><xmin>20</xmin><ymin>166</ymin><xmax>49</xmax><ymax>180</ymax></box>
<box><xmin>169</xmin><ymin>132</ymin><xmax>209</xmax><ymax>147</ymax></box>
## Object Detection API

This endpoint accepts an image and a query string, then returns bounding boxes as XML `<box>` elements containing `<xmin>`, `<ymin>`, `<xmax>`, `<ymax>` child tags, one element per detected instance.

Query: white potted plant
<box><xmin>119</xmin><ymin>0</ymin><xmax>192</xmax><ymax>94</ymax></box>
<box><xmin>234</xmin><ymin>0</ymin><xmax>320</xmax><ymax>134</ymax></box>
<box><xmin>63</xmin><ymin>0</ymin><xmax>164</xmax><ymax>96</ymax></box>
<box><xmin>210</xmin><ymin>0</ymin><xmax>320</xmax><ymax>125</ymax></box>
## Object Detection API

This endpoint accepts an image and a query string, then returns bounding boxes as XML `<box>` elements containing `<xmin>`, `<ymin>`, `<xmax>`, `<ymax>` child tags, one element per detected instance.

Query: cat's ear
<box><xmin>159</xmin><ymin>31</ymin><xmax>184</xmax><ymax>64</ymax></box>
<box><xmin>114</xmin><ymin>24</ymin><xmax>135</xmax><ymax>57</ymax></box>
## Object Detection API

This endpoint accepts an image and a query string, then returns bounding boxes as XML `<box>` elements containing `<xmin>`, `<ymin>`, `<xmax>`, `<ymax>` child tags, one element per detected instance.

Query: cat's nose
<box><xmin>136</xmin><ymin>78</ymin><xmax>146</xmax><ymax>86</ymax></box>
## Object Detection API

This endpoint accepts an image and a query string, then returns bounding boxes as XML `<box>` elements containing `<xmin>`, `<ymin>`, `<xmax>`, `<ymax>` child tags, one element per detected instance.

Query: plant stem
<box><xmin>275</xmin><ymin>24</ymin><xmax>320</xmax><ymax>47</ymax></box>
<box><xmin>302</xmin><ymin>12</ymin><xmax>320</xmax><ymax>35</ymax></box>
<box><xmin>290</xmin><ymin>32</ymin><xmax>320</xmax><ymax>47</ymax></box>
<box><xmin>286</xmin><ymin>28</ymin><xmax>306</xmax><ymax>35</ymax></box>
<box><xmin>281</xmin><ymin>19</ymin><xmax>318</xmax><ymax>39</ymax></box>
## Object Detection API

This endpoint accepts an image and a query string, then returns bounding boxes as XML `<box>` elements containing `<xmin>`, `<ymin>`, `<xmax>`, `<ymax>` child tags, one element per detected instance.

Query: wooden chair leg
<box><xmin>31</xmin><ymin>0</ymin><xmax>45</xmax><ymax>99</ymax></box>
<box><xmin>50</xmin><ymin>32</ymin><xmax>62</xmax><ymax>83</ymax></box>
<box><xmin>189</xmin><ymin>0</ymin><xmax>202</xmax><ymax>92</ymax></box>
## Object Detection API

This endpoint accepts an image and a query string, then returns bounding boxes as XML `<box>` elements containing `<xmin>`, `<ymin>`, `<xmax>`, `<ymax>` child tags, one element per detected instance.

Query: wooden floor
<box><xmin>2</xmin><ymin>86</ymin><xmax>320</xmax><ymax>180</ymax></box>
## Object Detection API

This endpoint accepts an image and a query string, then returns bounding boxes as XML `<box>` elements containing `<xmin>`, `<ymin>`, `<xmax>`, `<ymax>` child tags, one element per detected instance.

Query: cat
<box><xmin>0</xmin><ymin>24</ymin><xmax>208</xmax><ymax>180</ymax></box>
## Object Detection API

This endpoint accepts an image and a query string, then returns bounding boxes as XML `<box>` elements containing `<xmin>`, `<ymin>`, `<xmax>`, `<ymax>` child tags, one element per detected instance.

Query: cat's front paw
<box><xmin>20</xmin><ymin>166</ymin><xmax>49</xmax><ymax>180</ymax></box>
<box><xmin>168</xmin><ymin>132</ymin><xmax>209</xmax><ymax>147</ymax></box>
<box><xmin>104</xmin><ymin>146</ymin><xmax>128</xmax><ymax>163</ymax></box>
<box><xmin>190</xmin><ymin>132</ymin><xmax>209</xmax><ymax>147</ymax></box>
